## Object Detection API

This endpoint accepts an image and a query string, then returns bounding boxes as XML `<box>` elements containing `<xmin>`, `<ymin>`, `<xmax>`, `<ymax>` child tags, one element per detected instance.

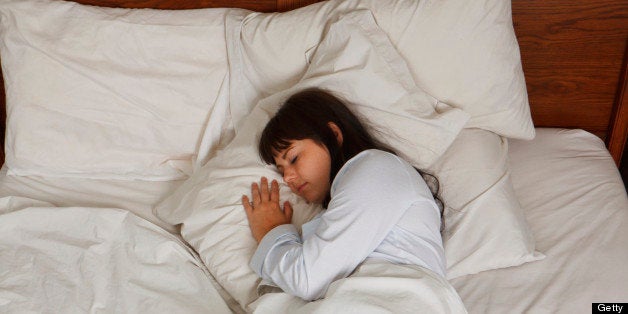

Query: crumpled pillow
<box><xmin>0</xmin><ymin>0</ymin><xmax>242</xmax><ymax>180</ymax></box>
<box><xmin>226</xmin><ymin>0</ymin><xmax>534</xmax><ymax>140</ymax></box>
<box><xmin>427</xmin><ymin>129</ymin><xmax>544</xmax><ymax>279</ymax></box>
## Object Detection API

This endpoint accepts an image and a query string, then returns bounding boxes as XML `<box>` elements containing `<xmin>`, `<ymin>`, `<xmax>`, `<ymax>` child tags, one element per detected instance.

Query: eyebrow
<box><xmin>274</xmin><ymin>146</ymin><xmax>293</xmax><ymax>172</ymax></box>
<box><xmin>281</xmin><ymin>146</ymin><xmax>294</xmax><ymax>161</ymax></box>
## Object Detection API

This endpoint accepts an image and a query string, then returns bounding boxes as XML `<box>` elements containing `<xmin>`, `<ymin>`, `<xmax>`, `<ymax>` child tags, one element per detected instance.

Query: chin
<box><xmin>302</xmin><ymin>195</ymin><xmax>319</xmax><ymax>205</ymax></box>
<box><xmin>309</xmin><ymin>196</ymin><xmax>325</xmax><ymax>205</ymax></box>
<box><xmin>301</xmin><ymin>189</ymin><xmax>325</xmax><ymax>205</ymax></box>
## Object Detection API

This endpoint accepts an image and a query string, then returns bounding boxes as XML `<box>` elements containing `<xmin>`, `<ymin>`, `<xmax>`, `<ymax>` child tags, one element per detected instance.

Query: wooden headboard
<box><xmin>1</xmin><ymin>0</ymin><xmax>626</xmax><ymax>168</ymax></box>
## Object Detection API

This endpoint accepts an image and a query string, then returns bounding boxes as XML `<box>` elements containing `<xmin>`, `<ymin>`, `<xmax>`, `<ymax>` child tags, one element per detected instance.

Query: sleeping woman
<box><xmin>242</xmin><ymin>88</ymin><xmax>446</xmax><ymax>301</ymax></box>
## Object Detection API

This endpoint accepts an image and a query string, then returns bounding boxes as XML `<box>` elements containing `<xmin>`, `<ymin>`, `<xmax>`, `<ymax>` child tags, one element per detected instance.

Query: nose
<box><xmin>283</xmin><ymin>167</ymin><xmax>297</xmax><ymax>184</ymax></box>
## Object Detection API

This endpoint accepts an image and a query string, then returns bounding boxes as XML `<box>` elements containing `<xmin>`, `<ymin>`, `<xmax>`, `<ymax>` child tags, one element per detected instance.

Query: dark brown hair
<box><xmin>258</xmin><ymin>88</ymin><xmax>443</xmax><ymax>227</ymax></box>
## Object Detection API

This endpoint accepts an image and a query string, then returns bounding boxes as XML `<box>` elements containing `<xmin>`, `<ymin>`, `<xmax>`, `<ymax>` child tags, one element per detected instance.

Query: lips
<box><xmin>297</xmin><ymin>183</ymin><xmax>307</xmax><ymax>193</ymax></box>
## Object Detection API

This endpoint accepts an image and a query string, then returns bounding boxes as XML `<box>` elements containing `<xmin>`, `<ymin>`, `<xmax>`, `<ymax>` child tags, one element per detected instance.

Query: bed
<box><xmin>0</xmin><ymin>0</ymin><xmax>626</xmax><ymax>313</ymax></box>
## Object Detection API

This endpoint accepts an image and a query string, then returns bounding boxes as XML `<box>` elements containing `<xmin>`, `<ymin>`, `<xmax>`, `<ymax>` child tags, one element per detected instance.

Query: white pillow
<box><xmin>0</xmin><ymin>0</ymin><xmax>243</xmax><ymax>180</ymax></box>
<box><xmin>156</xmin><ymin>10</ymin><xmax>468</xmax><ymax>309</ymax></box>
<box><xmin>427</xmin><ymin>129</ymin><xmax>544</xmax><ymax>279</ymax></box>
<box><xmin>226</xmin><ymin>0</ymin><xmax>534</xmax><ymax>140</ymax></box>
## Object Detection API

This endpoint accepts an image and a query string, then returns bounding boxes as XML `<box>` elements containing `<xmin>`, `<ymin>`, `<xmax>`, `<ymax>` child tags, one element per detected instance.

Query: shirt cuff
<box><xmin>250</xmin><ymin>224</ymin><xmax>300</xmax><ymax>277</ymax></box>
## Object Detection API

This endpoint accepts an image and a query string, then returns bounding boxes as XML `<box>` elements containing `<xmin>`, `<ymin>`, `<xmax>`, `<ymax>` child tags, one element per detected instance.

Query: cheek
<box><xmin>313</xmin><ymin>158</ymin><xmax>332</xmax><ymax>194</ymax></box>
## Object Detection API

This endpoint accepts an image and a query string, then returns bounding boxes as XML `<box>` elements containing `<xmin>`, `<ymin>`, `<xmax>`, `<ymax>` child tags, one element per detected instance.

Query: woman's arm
<box><xmin>245</xmin><ymin>151</ymin><xmax>424</xmax><ymax>300</ymax></box>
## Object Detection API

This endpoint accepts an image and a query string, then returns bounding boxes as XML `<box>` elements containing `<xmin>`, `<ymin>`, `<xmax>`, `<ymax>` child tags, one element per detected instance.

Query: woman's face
<box><xmin>273</xmin><ymin>139</ymin><xmax>331</xmax><ymax>204</ymax></box>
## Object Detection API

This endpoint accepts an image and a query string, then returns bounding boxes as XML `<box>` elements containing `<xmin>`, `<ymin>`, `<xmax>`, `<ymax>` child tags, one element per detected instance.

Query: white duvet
<box><xmin>0</xmin><ymin>198</ymin><xmax>231</xmax><ymax>314</ymax></box>
<box><xmin>249</xmin><ymin>261</ymin><xmax>466</xmax><ymax>313</ymax></box>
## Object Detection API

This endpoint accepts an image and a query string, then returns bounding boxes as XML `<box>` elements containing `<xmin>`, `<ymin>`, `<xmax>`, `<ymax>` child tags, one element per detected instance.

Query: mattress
<box><xmin>452</xmin><ymin>128</ymin><xmax>628</xmax><ymax>313</ymax></box>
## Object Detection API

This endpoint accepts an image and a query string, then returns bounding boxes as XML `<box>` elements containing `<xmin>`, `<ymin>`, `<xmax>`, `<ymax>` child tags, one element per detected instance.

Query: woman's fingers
<box><xmin>242</xmin><ymin>195</ymin><xmax>253</xmax><ymax>215</ymax></box>
<box><xmin>244</xmin><ymin>180</ymin><xmax>292</xmax><ymax>242</ymax></box>
<box><xmin>260</xmin><ymin>177</ymin><xmax>270</xmax><ymax>201</ymax></box>
<box><xmin>251</xmin><ymin>182</ymin><xmax>261</xmax><ymax>206</ymax></box>
<box><xmin>284</xmin><ymin>201</ymin><xmax>293</xmax><ymax>222</ymax></box>
<box><xmin>251</xmin><ymin>177</ymin><xmax>283</xmax><ymax>211</ymax></box>
<box><xmin>270</xmin><ymin>179</ymin><xmax>279</xmax><ymax>203</ymax></box>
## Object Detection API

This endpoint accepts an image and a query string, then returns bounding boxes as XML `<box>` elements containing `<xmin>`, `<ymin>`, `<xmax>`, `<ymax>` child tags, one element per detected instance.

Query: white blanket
<box><xmin>249</xmin><ymin>261</ymin><xmax>467</xmax><ymax>313</ymax></box>
<box><xmin>0</xmin><ymin>198</ymin><xmax>232</xmax><ymax>314</ymax></box>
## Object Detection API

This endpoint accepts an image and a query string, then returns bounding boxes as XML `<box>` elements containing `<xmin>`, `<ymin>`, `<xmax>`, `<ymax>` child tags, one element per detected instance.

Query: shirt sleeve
<box><xmin>250</xmin><ymin>224</ymin><xmax>301</xmax><ymax>276</ymax></box>
<box><xmin>249</xmin><ymin>150</ymin><xmax>421</xmax><ymax>301</ymax></box>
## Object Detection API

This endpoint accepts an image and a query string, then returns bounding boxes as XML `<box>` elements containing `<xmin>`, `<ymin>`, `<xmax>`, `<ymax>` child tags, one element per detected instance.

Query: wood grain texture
<box><xmin>608</xmin><ymin>46</ymin><xmax>628</xmax><ymax>166</ymax></box>
<box><xmin>512</xmin><ymin>0</ymin><xmax>628</xmax><ymax>142</ymax></box>
<box><xmin>277</xmin><ymin>0</ymin><xmax>320</xmax><ymax>11</ymax></box>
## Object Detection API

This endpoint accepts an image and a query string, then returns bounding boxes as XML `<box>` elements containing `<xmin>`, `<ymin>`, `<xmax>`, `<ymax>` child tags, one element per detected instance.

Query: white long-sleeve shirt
<box><xmin>250</xmin><ymin>149</ymin><xmax>446</xmax><ymax>301</ymax></box>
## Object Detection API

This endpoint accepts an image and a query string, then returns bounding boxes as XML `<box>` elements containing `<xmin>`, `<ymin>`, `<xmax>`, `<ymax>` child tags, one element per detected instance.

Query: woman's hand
<box><xmin>243</xmin><ymin>177</ymin><xmax>293</xmax><ymax>243</ymax></box>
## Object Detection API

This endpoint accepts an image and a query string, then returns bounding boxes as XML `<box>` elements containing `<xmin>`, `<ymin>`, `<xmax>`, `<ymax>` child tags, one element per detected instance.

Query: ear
<box><xmin>327</xmin><ymin>122</ymin><xmax>343</xmax><ymax>146</ymax></box>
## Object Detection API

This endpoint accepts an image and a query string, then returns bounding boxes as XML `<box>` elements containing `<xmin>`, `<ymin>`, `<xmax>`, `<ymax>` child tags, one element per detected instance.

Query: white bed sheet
<box><xmin>0</xmin><ymin>205</ymin><xmax>232</xmax><ymax>313</ymax></box>
<box><xmin>0</xmin><ymin>165</ymin><xmax>181</xmax><ymax>234</ymax></box>
<box><xmin>0</xmin><ymin>168</ymin><xmax>242</xmax><ymax>313</ymax></box>
<box><xmin>452</xmin><ymin>128</ymin><xmax>628</xmax><ymax>313</ymax></box>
